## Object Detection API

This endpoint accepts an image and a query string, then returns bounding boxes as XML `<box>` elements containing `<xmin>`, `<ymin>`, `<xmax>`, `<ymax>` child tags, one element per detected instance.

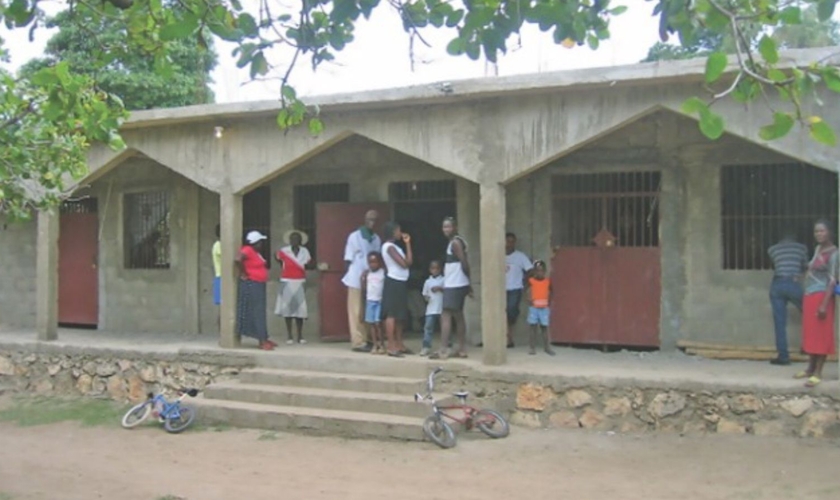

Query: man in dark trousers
<box><xmin>767</xmin><ymin>233</ymin><xmax>808</xmax><ymax>365</ymax></box>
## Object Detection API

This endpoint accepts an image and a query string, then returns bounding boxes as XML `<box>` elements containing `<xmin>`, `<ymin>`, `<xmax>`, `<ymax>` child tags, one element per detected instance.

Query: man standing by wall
<box><xmin>343</xmin><ymin>210</ymin><xmax>381</xmax><ymax>352</ymax></box>
<box><xmin>505</xmin><ymin>233</ymin><xmax>533</xmax><ymax>348</ymax></box>
<box><xmin>768</xmin><ymin>233</ymin><xmax>808</xmax><ymax>366</ymax></box>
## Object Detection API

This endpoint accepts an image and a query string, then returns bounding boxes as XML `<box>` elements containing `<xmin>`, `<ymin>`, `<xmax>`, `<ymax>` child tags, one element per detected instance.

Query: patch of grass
<box><xmin>0</xmin><ymin>492</ymin><xmax>14</xmax><ymax>500</ymax></box>
<box><xmin>258</xmin><ymin>430</ymin><xmax>279</xmax><ymax>441</ymax></box>
<box><xmin>194</xmin><ymin>423</ymin><xmax>231</xmax><ymax>433</ymax></box>
<box><xmin>0</xmin><ymin>396</ymin><xmax>125</xmax><ymax>427</ymax></box>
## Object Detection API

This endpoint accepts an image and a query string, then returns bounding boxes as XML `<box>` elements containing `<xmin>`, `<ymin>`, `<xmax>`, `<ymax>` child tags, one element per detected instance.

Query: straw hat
<box><xmin>283</xmin><ymin>229</ymin><xmax>309</xmax><ymax>245</ymax></box>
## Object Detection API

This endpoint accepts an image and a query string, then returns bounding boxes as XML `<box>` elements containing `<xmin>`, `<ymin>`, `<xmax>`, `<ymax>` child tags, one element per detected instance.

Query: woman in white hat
<box><xmin>235</xmin><ymin>230</ymin><xmax>275</xmax><ymax>350</ymax></box>
<box><xmin>274</xmin><ymin>230</ymin><xmax>312</xmax><ymax>344</ymax></box>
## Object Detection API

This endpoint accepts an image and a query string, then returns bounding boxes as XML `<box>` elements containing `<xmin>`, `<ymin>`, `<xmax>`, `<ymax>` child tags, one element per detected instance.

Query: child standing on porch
<box><xmin>420</xmin><ymin>260</ymin><xmax>445</xmax><ymax>356</ymax></box>
<box><xmin>360</xmin><ymin>252</ymin><xmax>386</xmax><ymax>355</ymax></box>
<box><xmin>528</xmin><ymin>261</ymin><xmax>556</xmax><ymax>356</ymax></box>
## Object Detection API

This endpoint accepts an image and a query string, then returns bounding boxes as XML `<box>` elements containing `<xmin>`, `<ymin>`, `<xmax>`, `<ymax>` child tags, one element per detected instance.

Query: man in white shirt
<box><xmin>342</xmin><ymin>210</ymin><xmax>381</xmax><ymax>352</ymax></box>
<box><xmin>505</xmin><ymin>232</ymin><xmax>533</xmax><ymax>348</ymax></box>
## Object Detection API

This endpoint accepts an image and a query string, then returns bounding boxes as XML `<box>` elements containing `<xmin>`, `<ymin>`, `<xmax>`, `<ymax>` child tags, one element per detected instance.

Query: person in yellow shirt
<box><xmin>527</xmin><ymin>260</ymin><xmax>555</xmax><ymax>356</ymax></box>
<box><xmin>212</xmin><ymin>224</ymin><xmax>222</xmax><ymax>307</ymax></box>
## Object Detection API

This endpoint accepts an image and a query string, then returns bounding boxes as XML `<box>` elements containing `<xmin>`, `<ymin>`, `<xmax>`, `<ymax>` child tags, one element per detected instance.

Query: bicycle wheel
<box><xmin>422</xmin><ymin>415</ymin><xmax>456</xmax><ymax>449</ymax></box>
<box><xmin>163</xmin><ymin>406</ymin><xmax>196</xmax><ymax>434</ymax></box>
<box><xmin>121</xmin><ymin>402</ymin><xmax>152</xmax><ymax>429</ymax></box>
<box><xmin>475</xmin><ymin>409</ymin><xmax>510</xmax><ymax>439</ymax></box>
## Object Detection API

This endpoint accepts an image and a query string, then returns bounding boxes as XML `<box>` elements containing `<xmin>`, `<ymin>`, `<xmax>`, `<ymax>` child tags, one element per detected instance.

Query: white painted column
<box><xmin>219</xmin><ymin>190</ymin><xmax>243</xmax><ymax>348</ymax></box>
<box><xmin>35</xmin><ymin>209</ymin><xmax>59</xmax><ymax>341</ymax></box>
<box><xmin>480</xmin><ymin>182</ymin><xmax>507</xmax><ymax>365</ymax></box>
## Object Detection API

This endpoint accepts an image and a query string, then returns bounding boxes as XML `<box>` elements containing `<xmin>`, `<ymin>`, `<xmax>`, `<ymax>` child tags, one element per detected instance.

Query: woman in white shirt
<box><xmin>274</xmin><ymin>230</ymin><xmax>312</xmax><ymax>344</ymax></box>
<box><xmin>380</xmin><ymin>221</ymin><xmax>413</xmax><ymax>357</ymax></box>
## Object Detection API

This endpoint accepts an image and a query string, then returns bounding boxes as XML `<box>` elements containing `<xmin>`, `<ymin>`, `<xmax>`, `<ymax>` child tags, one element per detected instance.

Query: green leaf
<box><xmin>250</xmin><ymin>52</ymin><xmax>268</xmax><ymax>79</ymax></box>
<box><xmin>160</xmin><ymin>17</ymin><xmax>199</xmax><ymax>41</ymax></box>
<box><xmin>810</xmin><ymin>119</ymin><xmax>837</xmax><ymax>146</ymax></box>
<box><xmin>681</xmin><ymin>96</ymin><xmax>708</xmax><ymax>115</ymax></box>
<box><xmin>281</xmin><ymin>85</ymin><xmax>297</xmax><ymax>101</ymax></box>
<box><xmin>237</xmin><ymin>13</ymin><xmax>259</xmax><ymax>37</ymax></box>
<box><xmin>276</xmin><ymin>109</ymin><xmax>290</xmax><ymax>129</ymax></box>
<box><xmin>446</xmin><ymin>37</ymin><xmax>466</xmax><ymax>55</ymax></box>
<box><xmin>758</xmin><ymin>112</ymin><xmax>795</xmax><ymax>141</ymax></box>
<box><xmin>758</xmin><ymin>35</ymin><xmax>778</xmax><ymax>65</ymax></box>
<box><xmin>308</xmin><ymin>117</ymin><xmax>324</xmax><ymax>135</ymax></box>
<box><xmin>699</xmin><ymin>110</ymin><xmax>725</xmax><ymax>140</ymax></box>
<box><xmin>778</xmin><ymin>6</ymin><xmax>802</xmax><ymax>24</ymax></box>
<box><xmin>817</xmin><ymin>0</ymin><xmax>836</xmax><ymax>21</ymax></box>
<box><xmin>705</xmin><ymin>52</ymin><xmax>727</xmax><ymax>84</ymax></box>
<box><xmin>823</xmin><ymin>69</ymin><xmax>840</xmax><ymax>93</ymax></box>
<box><xmin>610</xmin><ymin>6</ymin><xmax>628</xmax><ymax>15</ymax></box>
<box><xmin>587</xmin><ymin>34</ymin><xmax>599</xmax><ymax>50</ymax></box>
<box><xmin>54</xmin><ymin>61</ymin><xmax>71</xmax><ymax>85</ymax></box>
<box><xmin>445</xmin><ymin>10</ymin><xmax>464</xmax><ymax>27</ymax></box>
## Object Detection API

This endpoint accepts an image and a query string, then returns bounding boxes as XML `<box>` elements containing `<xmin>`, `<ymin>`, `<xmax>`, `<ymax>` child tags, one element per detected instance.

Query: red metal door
<box><xmin>59</xmin><ymin>201</ymin><xmax>99</xmax><ymax>326</ymax></box>
<box><xmin>550</xmin><ymin>172</ymin><xmax>661</xmax><ymax>347</ymax></box>
<box><xmin>316</xmin><ymin>203</ymin><xmax>391</xmax><ymax>341</ymax></box>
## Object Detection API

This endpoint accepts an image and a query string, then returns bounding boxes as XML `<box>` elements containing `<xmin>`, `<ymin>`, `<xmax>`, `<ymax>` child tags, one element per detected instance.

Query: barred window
<box><xmin>243</xmin><ymin>186</ymin><xmax>272</xmax><ymax>266</ymax></box>
<box><xmin>721</xmin><ymin>164</ymin><xmax>837</xmax><ymax>270</ymax></box>
<box><xmin>124</xmin><ymin>191</ymin><xmax>170</xmax><ymax>269</ymax></box>
<box><xmin>293</xmin><ymin>183</ymin><xmax>350</xmax><ymax>260</ymax></box>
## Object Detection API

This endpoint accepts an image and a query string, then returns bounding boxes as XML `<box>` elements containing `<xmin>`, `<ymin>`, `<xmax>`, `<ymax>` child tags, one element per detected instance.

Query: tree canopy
<box><xmin>20</xmin><ymin>8</ymin><xmax>218</xmax><ymax>110</ymax></box>
<box><xmin>1</xmin><ymin>0</ymin><xmax>839</xmax><ymax>219</ymax></box>
<box><xmin>643</xmin><ymin>4</ymin><xmax>840</xmax><ymax>62</ymax></box>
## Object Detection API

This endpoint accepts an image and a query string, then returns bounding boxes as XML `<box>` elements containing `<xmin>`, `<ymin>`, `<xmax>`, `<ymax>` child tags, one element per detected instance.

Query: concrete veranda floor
<box><xmin>1</xmin><ymin>327</ymin><xmax>838</xmax><ymax>395</ymax></box>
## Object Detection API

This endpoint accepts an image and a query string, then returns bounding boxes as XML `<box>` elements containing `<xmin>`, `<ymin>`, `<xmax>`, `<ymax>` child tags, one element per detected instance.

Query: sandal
<box><xmin>387</xmin><ymin>350</ymin><xmax>404</xmax><ymax>358</ymax></box>
<box><xmin>400</xmin><ymin>347</ymin><xmax>414</xmax><ymax>355</ymax></box>
<box><xmin>429</xmin><ymin>349</ymin><xmax>450</xmax><ymax>360</ymax></box>
<box><xmin>805</xmin><ymin>376</ymin><xmax>821</xmax><ymax>388</ymax></box>
<box><xmin>454</xmin><ymin>351</ymin><xmax>468</xmax><ymax>359</ymax></box>
<box><xmin>794</xmin><ymin>371</ymin><xmax>812</xmax><ymax>380</ymax></box>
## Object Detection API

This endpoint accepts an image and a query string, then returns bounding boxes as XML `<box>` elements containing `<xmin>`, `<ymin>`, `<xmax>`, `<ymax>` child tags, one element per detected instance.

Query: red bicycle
<box><xmin>414</xmin><ymin>367</ymin><xmax>510</xmax><ymax>448</ymax></box>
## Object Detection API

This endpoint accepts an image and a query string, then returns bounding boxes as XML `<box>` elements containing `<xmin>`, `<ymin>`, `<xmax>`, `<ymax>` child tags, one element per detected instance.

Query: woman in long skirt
<box><xmin>274</xmin><ymin>230</ymin><xmax>312</xmax><ymax>344</ymax></box>
<box><xmin>236</xmin><ymin>231</ymin><xmax>275</xmax><ymax>350</ymax></box>
<box><xmin>797</xmin><ymin>219</ymin><xmax>838</xmax><ymax>387</ymax></box>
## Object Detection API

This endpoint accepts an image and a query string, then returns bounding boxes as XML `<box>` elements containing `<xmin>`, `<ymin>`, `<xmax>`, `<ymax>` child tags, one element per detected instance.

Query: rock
<box><xmin>23</xmin><ymin>354</ymin><xmax>37</xmax><ymax>364</ymax></box>
<box><xmin>0</xmin><ymin>356</ymin><xmax>14</xmax><ymax>376</ymax></box>
<box><xmin>82</xmin><ymin>361</ymin><xmax>97</xmax><ymax>376</ymax></box>
<box><xmin>71</xmin><ymin>367</ymin><xmax>81</xmax><ymax>378</ymax></box>
<box><xmin>564</xmin><ymin>390</ymin><xmax>593</xmax><ymax>409</ymax></box>
<box><xmin>199</xmin><ymin>365</ymin><xmax>215</xmax><ymax>375</ymax></box>
<box><xmin>220</xmin><ymin>367</ymin><xmax>240</xmax><ymax>376</ymax></box>
<box><xmin>648</xmin><ymin>392</ymin><xmax>687</xmax><ymax>419</ymax></box>
<box><xmin>139</xmin><ymin>366</ymin><xmax>157</xmax><ymax>383</ymax></box>
<box><xmin>510</xmin><ymin>410</ymin><xmax>543</xmax><ymax>429</ymax></box>
<box><xmin>516</xmin><ymin>383</ymin><xmax>555</xmax><ymax>412</ymax></box>
<box><xmin>604</xmin><ymin>397</ymin><xmax>632</xmax><ymax>417</ymax></box>
<box><xmin>753</xmin><ymin>420</ymin><xmax>787</xmax><ymax>437</ymax></box>
<box><xmin>549</xmin><ymin>410</ymin><xmax>580</xmax><ymax>429</ymax></box>
<box><xmin>681</xmin><ymin>421</ymin><xmax>708</xmax><ymax>435</ymax></box>
<box><xmin>800</xmin><ymin>410</ymin><xmax>840</xmax><ymax>438</ymax></box>
<box><xmin>14</xmin><ymin>364</ymin><xmax>29</xmax><ymax>376</ymax></box>
<box><xmin>716</xmin><ymin>418</ymin><xmax>746</xmax><ymax>434</ymax></box>
<box><xmin>781</xmin><ymin>397</ymin><xmax>813</xmax><ymax>418</ymax></box>
<box><xmin>76</xmin><ymin>374</ymin><xmax>93</xmax><ymax>394</ymax></box>
<box><xmin>53</xmin><ymin>372</ymin><xmax>75</xmax><ymax>393</ymax></box>
<box><xmin>107</xmin><ymin>376</ymin><xmax>127</xmax><ymax>401</ymax></box>
<box><xmin>128</xmin><ymin>375</ymin><xmax>147</xmax><ymax>402</ymax></box>
<box><xmin>714</xmin><ymin>396</ymin><xmax>729</xmax><ymax>412</ymax></box>
<box><xmin>90</xmin><ymin>376</ymin><xmax>106</xmax><ymax>395</ymax></box>
<box><xmin>181</xmin><ymin>362</ymin><xmax>199</xmax><ymax>372</ymax></box>
<box><xmin>96</xmin><ymin>363</ymin><xmax>118</xmax><ymax>377</ymax></box>
<box><xmin>33</xmin><ymin>378</ymin><xmax>53</xmax><ymax>395</ymax></box>
<box><xmin>47</xmin><ymin>364</ymin><xmax>61</xmax><ymax>376</ymax></box>
<box><xmin>702</xmin><ymin>411</ymin><xmax>720</xmax><ymax>424</ymax></box>
<box><xmin>730</xmin><ymin>395</ymin><xmax>764</xmax><ymax>415</ymax></box>
<box><xmin>118</xmin><ymin>360</ymin><xmax>133</xmax><ymax>372</ymax></box>
<box><xmin>629</xmin><ymin>389</ymin><xmax>644</xmax><ymax>408</ymax></box>
<box><xmin>578</xmin><ymin>409</ymin><xmax>606</xmax><ymax>429</ymax></box>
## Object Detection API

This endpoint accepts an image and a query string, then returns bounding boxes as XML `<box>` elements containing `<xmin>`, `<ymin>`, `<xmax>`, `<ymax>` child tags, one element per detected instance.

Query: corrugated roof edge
<box><xmin>123</xmin><ymin>47</ymin><xmax>839</xmax><ymax>130</ymax></box>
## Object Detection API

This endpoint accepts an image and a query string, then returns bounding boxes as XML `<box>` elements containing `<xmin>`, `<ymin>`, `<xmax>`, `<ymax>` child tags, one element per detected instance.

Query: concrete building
<box><xmin>1</xmin><ymin>48</ymin><xmax>838</xmax><ymax>366</ymax></box>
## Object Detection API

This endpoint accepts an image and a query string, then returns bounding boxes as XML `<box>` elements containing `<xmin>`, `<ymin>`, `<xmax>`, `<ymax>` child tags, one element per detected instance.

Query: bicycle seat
<box><xmin>453</xmin><ymin>391</ymin><xmax>469</xmax><ymax>399</ymax></box>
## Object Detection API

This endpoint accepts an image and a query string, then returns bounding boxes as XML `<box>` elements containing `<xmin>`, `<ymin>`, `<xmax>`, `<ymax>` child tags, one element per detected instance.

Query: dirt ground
<box><xmin>1</xmin><ymin>417</ymin><xmax>840</xmax><ymax>500</ymax></box>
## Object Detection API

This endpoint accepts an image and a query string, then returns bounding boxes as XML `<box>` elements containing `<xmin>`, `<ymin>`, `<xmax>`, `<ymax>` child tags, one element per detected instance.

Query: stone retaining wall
<box><xmin>464</xmin><ymin>379</ymin><xmax>840</xmax><ymax>439</ymax></box>
<box><xmin>0</xmin><ymin>348</ymin><xmax>252</xmax><ymax>403</ymax></box>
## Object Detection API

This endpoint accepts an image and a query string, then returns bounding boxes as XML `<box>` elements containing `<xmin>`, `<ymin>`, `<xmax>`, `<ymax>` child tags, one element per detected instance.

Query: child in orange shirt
<box><xmin>527</xmin><ymin>260</ymin><xmax>555</xmax><ymax>356</ymax></box>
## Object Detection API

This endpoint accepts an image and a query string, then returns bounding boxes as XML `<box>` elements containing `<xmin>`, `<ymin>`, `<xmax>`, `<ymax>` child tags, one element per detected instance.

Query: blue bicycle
<box><xmin>121</xmin><ymin>388</ymin><xmax>199</xmax><ymax>433</ymax></box>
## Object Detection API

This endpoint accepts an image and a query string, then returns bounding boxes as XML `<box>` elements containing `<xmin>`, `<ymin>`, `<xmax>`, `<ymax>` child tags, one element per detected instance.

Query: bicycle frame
<box><xmin>416</xmin><ymin>368</ymin><xmax>486</xmax><ymax>429</ymax></box>
<box><xmin>147</xmin><ymin>390</ymin><xmax>193</xmax><ymax>419</ymax></box>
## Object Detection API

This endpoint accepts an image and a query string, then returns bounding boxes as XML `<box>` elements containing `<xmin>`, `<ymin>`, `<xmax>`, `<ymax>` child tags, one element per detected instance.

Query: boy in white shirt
<box><xmin>360</xmin><ymin>252</ymin><xmax>386</xmax><ymax>355</ymax></box>
<box><xmin>420</xmin><ymin>260</ymin><xmax>445</xmax><ymax>356</ymax></box>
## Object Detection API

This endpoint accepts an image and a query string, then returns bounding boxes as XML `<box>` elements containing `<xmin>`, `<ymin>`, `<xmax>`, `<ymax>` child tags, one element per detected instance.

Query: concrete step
<box><xmin>204</xmin><ymin>380</ymin><xmax>433</xmax><ymax>418</ymax></box>
<box><xmin>239</xmin><ymin>368</ymin><xmax>425</xmax><ymax>395</ymax></box>
<box><xmin>250</xmin><ymin>350</ymin><xmax>468</xmax><ymax>378</ymax></box>
<box><xmin>191</xmin><ymin>397</ymin><xmax>425</xmax><ymax>441</ymax></box>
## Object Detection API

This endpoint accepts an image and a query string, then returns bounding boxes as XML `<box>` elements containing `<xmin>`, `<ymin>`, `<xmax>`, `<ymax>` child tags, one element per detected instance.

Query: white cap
<box><xmin>245</xmin><ymin>231</ymin><xmax>267</xmax><ymax>244</ymax></box>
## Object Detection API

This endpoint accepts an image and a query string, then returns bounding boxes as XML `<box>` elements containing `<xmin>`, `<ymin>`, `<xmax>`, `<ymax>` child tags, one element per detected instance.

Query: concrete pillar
<box><xmin>183</xmin><ymin>183</ymin><xmax>200</xmax><ymax>334</ymax></box>
<box><xmin>479</xmin><ymin>182</ymin><xmax>507</xmax><ymax>365</ymax></box>
<box><xmin>35</xmin><ymin>210</ymin><xmax>59</xmax><ymax>341</ymax></box>
<box><xmin>219</xmin><ymin>191</ymin><xmax>243</xmax><ymax>348</ymax></box>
